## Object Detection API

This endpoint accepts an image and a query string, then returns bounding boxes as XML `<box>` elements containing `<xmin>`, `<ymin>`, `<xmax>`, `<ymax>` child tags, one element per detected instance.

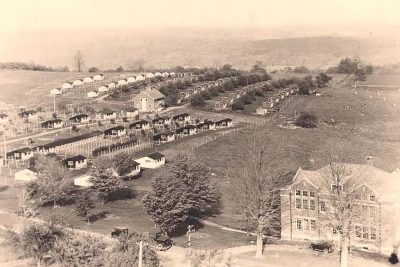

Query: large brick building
<box><xmin>280</xmin><ymin>163</ymin><xmax>400</xmax><ymax>255</ymax></box>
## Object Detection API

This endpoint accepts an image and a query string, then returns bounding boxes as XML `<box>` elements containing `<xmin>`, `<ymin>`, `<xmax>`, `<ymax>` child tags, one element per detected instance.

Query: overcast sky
<box><xmin>1</xmin><ymin>0</ymin><xmax>399</xmax><ymax>32</ymax></box>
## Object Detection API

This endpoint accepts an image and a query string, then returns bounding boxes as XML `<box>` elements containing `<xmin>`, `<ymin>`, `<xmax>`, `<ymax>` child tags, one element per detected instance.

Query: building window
<box><xmin>310</xmin><ymin>200</ymin><xmax>316</xmax><ymax>210</ymax></box>
<box><xmin>363</xmin><ymin>226</ymin><xmax>369</xmax><ymax>239</ymax></box>
<box><xmin>320</xmin><ymin>201</ymin><xmax>326</xmax><ymax>212</ymax></box>
<box><xmin>303</xmin><ymin>199</ymin><xmax>309</xmax><ymax>210</ymax></box>
<box><xmin>295</xmin><ymin>199</ymin><xmax>302</xmax><ymax>209</ymax></box>
<box><xmin>355</xmin><ymin>225</ymin><xmax>362</xmax><ymax>238</ymax></box>
<box><xmin>370</xmin><ymin>195</ymin><xmax>376</xmax><ymax>201</ymax></box>
<box><xmin>303</xmin><ymin>219</ymin><xmax>309</xmax><ymax>231</ymax></box>
<box><xmin>333</xmin><ymin>227</ymin><xmax>338</xmax><ymax>235</ymax></box>
<box><xmin>370</xmin><ymin>206</ymin><xmax>376</xmax><ymax>219</ymax></box>
<box><xmin>302</xmin><ymin>190</ymin><xmax>308</xmax><ymax>196</ymax></box>
<box><xmin>310</xmin><ymin>220</ymin><xmax>316</xmax><ymax>231</ymax></box>
<box><xmin>296</xmin><ymin>220</ymin><xmax>302</xmax><ymax>230</ymax></box>
<box><xmin>310</xmin><ymin>191</ymin><xmax>315</xmax><ymax>198</ymax></box>
<box><xmin>362</xmin><ymin>206</ymin><xmax>369</xmax><ymax>220</ymax></box>
<box><xmin>295</xmin><ymin>190</ymin><xmax>301</xmax><ymax>196</ymax></box>
<box><xmin>370</xmin><ymin>227</ymin><xmax>376</xmax><ymax>240</ymax></box>
<box><xmin>331</xmin><ymin>184</ymin><xmax>342</xmax><ymax>192</ymax></box>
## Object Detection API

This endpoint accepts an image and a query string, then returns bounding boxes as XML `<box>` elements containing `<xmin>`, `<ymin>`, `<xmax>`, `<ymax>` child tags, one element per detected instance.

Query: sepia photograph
<box><xmin>0</xmin><ymin>0</ymin><xmax>399</xmax><ymax>266</ymax></box>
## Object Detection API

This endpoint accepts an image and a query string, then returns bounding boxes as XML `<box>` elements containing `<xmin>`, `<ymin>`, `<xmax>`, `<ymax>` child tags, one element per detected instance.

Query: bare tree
<box><xmin>74</xmin><ymin>50</ymin><xmax>84</xmax><ymax>72</ymax></box>
<box><xmin>318</xmin><ymin>141</ymin><xmax>370</xmax><ymax>267</ymax></box>
<box><xmin>232</xmin><ymin>128</ymin><xmax>285</xmax><ymax>258</ymax></box>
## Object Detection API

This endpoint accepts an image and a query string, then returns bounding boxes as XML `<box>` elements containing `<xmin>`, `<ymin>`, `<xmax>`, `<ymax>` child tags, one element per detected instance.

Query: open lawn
<box><xmin>194</xmin><ymin>74</ymin><xmax>400</xmax><ymax>229</ymax></box>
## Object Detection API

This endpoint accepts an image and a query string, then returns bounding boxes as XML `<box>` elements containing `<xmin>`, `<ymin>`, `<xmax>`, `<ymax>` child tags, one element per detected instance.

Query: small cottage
<box><xmin>161</xmin><ymin>72</ymin><xmax>169</xmax><ymax>78</ymax></box>
<box><xmin>172</xmin><ymin>113</ymin><xmax>191</xmax><ymax>123</ymax></box>
<box><xmin>153</xmin><ymin>132</ymin><xmax>175</xmax><ymax>143</ymax></box>
<box><xmin>6</xmin><ymin>147</ymin><xmax>34</xmax><ymax>161</ymax></box>
<box><xmin>93</xmin><ymin>74</ymin><xmax>104</xmax><ymax>81</ymax></box>
<box><xmin>154</xmin><ymin>72</ymin><xmax>162</xmax><ymax>77</ymax></box>
<box><xmin>97</xmin><ymin>109</ymin><xmax>117</xmax><ymax>120</ymax></box>
<box><xmin>83</xmin><ymin>77</ymin><xmax>94</xmax><ymax>83</ymax></box>
<box><xmin>146</xmin><ymin>73</ymin><xmax>155</xmax><ymax>79</ymax></box>
<box><xmin>62</xmin><ymin>82</ymin><xmax>73</xmax><ymax>89</ymax></box>
<box><xmin>104</xmin><ymin>126</ymin><xmax>126</xmax><ymax>137</ymax></box>
<box><xmin>136</xmin><ymin>74</ymin><xmax>145</xmax><ymax>81</ymax></box>
<box><xmin>14</xmin><ymin>168</ymin><xmax>37</xmax><ymax>182</ymax></box>
<box><xmin>73</xmin><ymin>174</ymin><xmax>93</xmax><ymax>187</ymax></box>
<box><xmin>117</xmin><ymin>79</ymin><xmax>128</xmax><ymax>87</ymax></box>
<box><xmin>176</xmin><ymin>125</ymin><xmax>197</xmax><ymax>136</ymax></box>
<box><xmin>197</xmin><ymin>121</ymin><xmax>215</xmax><ymax>131</ymax></box>
<box><xmin>41</xmin><ymin>119</ymin><xmax>64</xmax><ymax>129</ymax></box>
<box><xmin>152</xmin><ymin>117</ymin><xmax>171</xmax><ymax>126</ymax></box>
<box><xmin>108</xmin><ymin>82</ymin><xmax>117</xmax><ymax>89</ymax></box>
<box><xmin>122</xmin><ymin>108</ymin><xmax>138</xmax><ymax>118</ymax></box>
<box><xmin>62</xmin><ymin>155</ymin><xmax>87</xmax><ymax>170</ymax></box>
<box><xmin>98</xmin><ymin>85</ymin><xmax>109</xmax><ymax>92</ymax></box>
<box><xmin>215</xmin><ymin>118</ymin><xmax>233</xmax><ymax>128</ymax></box>
<box><xmin>127</xmin><ymin>76</ymin><xmax>136</xmax><ymax>83</ymax></box>
<box><xmin>50</xmin><ymin>88</ymin><xmax>62</xmax><ymax>95</ymax></box>
<box><xmin>87</xmin><ymin>91</ymin><xmax>99</xmax><ymax>98</ymax></box>
<box><xmin>135</xmin><ymin>152</ymin><xmax>165</xmax><ymax>169</ymax></box>
<box><xmin>73</xmin><ymin>79</ymin><xmax>84</xmax><ymax>86</ymax></box>
<box><xmin>69</xmin><ymin>114</ymin><xmax>89</xmax><ymax>124</ymax></box>
<box><xmin>129</xmin><ymin>120</ymin><xmax>150</xmax><ymax>130</ymax></box>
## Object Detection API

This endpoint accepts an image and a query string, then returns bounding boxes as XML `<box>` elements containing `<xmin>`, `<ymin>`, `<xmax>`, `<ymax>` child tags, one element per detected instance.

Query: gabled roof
<box><xmin>172</xmin><ymin>113</ymin><xmax>190</xmax><ymax>119</ymax></box>
<box><xmin>104</xmin><ymin>126</ymin><xmax>125</xmax><ymax>133</ymax></box>
<box><xmin>69</xmin><ymin>114</ymin><xmax>89</xmax><ymax>120</ymax></box>
<box><xmin>133</xmin><ymin>89</ymin><xmax>165</xmax><ymax>100</ymax></box>
<box><xmin>63</xmin><ymin>155</ymin><xmax>86</xmax><ymax>162</ymax></box>
<box><xmin>288</xmin><ymin>164</ymin><xmax>400</xmax><ymax>202</ymax></box>
<box><xmin>147</xmin><ymin>152</ymin><xmax>165</xmax><ymax>160</ymax></box>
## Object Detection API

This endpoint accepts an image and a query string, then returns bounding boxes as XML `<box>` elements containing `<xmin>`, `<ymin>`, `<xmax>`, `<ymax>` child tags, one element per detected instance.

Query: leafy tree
<box><xmin>142</xmin><ymin>154</ymin><xmax>220</xmax><ymax>234</ymax></box>
<box><xmin>75</xmin><ymin>190</ymin><xmax>95</xmax><ymax>223</ymax></box>
<box><xmin>88</xmin><ymin>66</ymin><xmax>99</xmax><ymax>72</ymax></box>
<box><xmin>102</xmin><ymin>235</ymin><xmax>159</xmax><ymax>267</ymax></box>
<box><xmin>89</xmin><ymin>165</ymin><xmax>123</xmax><ymax>204</ymax></box>
<box><xmin>35</xmin><ymin>156</ymin><xmax>72</xmax><ymax>206</ymax></box>
<box><xmin>315</xmin><ymin>73</ymin><xmax>332</xmax><ymax>88</ymax></box>
<box><xmin>293</xmin><ymin>66</ymin><xmax>310</xmax><ymax>73</ymax></box>
<box><xmin>295</xmin><ymin>112</ymin><xmax>318</xmax><ymax>128</ymax></box>
<box><xmin>74</xmin><ymin>51</ymin><xmax>84</xmax><ymax>72</ymax></box>
<box><xmin>355</xmin><ymin>68</ymin><xmax>367</xmax><ymax>81</ymax></box>
<box><xmin>231</xmin><ymin>100</ymin><xmax>244</xmax><ymax>110</ymax></box>
<box><xmin>297</xmin><ymin>76</ymin><xmax>316</xmax><ymax>95</ymax></box>
<box><xmin>16</xmin><ymin>224</ymin><xmax>64</xmax><ymax>267</ymax></box>
<box><xmin>53</xmin><ymin>232</ymin><xmax>106</xmax><ymax>267</ymax></box>
<box><xmin>336</xmin><ymin>57</ymin><xmax>359</xmax><ymax>74</ymax></box>
<box><xmin>200</xmin><ymin>90</ymin><xmax>212</xmax><ymax>100</ymax></box>
<box><xmin>116</xmin><ymin>66</ymin><xmax>124</xmax><ymax>72</ymax></box>
<box><xmin>190</xmin><ymin>94</ymin><xmax>206</xmax><ymax>107</ymax></box>
<box><xmin>112</xmin><ymin>152</ymin><xmax>138</xmax><ymax>177</ymax></box>
<box><xmin>189</xmin><ymin>249</ymin><xmax>234</xmax><ymax>267</ymax></box>
<box><xmin>232</xmin><ymin>130</ymin><xmax>283</xmax><ymax>258</ymax></box>
<box><xmin>365</xmin><ymin>65</ymin><xmax>374</xmax><ymax>74</ymax></box>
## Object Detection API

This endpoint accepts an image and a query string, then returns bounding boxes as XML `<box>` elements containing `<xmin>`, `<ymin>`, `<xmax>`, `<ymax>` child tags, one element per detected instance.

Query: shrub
<box><xmin>240</xmin><ymin>94</ymin><xmax>254</xmax><ymax>105</ymax></box>
<box><xmin>190</xmin><ymin>94</ymin><xmax>206</xmax><ymax>107</ymax></box>
<box><xmin>295</xmin><ymin>112</ymin><xmax>318</xmax><ymax>128</ymax></box>
<box><xmin>200</xmin><ymin>90</ymin><xmax>212</xmax><ymax>100</ymax></box>
<box><xmin>254</xmin><ymin>89</ymin><xmax>265</xmax><ymax>97</ymax></box>
<box><xmin>232</xmin><ymin>100</ymin><xmax>244</xmax><ymax>110</ymax></box>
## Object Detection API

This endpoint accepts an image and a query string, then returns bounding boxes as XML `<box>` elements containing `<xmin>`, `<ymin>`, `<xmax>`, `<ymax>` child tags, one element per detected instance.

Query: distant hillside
<box><xmin>1</xmin><ymin>29</ymin><xmax>399</xmax><ymax>70</ymax></box>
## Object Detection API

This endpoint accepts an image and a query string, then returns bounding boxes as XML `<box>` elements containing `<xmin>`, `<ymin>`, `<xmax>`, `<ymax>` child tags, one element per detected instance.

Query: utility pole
<box><xmin>138</xmin><ymin>240</ymin><xmax>143</xmax><ymax>267</ymax></box>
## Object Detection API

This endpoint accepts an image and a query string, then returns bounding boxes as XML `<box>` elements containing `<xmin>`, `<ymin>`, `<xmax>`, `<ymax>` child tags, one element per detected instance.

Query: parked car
<box><xmin>148</xmin><ymin>232</ymin><xmax>173</xmax><ymax>251</ymax></box>
<box><xmin>309</xmin><ymin>240</ymin><xmax>335</xmax><ymax>253</ymax></box>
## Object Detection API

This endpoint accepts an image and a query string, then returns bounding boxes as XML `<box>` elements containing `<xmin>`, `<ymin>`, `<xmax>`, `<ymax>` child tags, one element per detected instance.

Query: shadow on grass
<box><xmin>89</xmin><ymin>210</ymin><xmax>110</xmax><ymax>223</ymax></box>
<box><xmin>107</xmin><ymin>187</ymin><xmax>136</xmax><ymax>202</ymax></box>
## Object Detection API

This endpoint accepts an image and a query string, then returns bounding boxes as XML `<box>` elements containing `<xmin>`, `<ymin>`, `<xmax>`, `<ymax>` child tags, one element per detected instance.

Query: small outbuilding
<box><xmin>62</xmin><ymin>155</ymin><xmax>88</xmax><ymax>170</ymax></box>
<box><xmin>41</xmin><ymin>119</ymin><xmax>64</xmax><ymax>129</ymax></box>
<box><xmin>104</xmin><ymin>126</ymin><xmax>126</xmax><ymax>137</ymax></box>
<box><xmin>14</xmin><ymin>168</ymin><xmax>37</xmax><ymax>182</ymax></box>
<box><xmin>135</xmin><ymin>152</ymin><xmax>165</xmax><ymax>169</ymax></box>
<box><xmin>129</xmin><ymin>120</ymin><xmax>150</xmax><ymax>130</ymax></box>
<box><xmin>69</xmin><ymin>114</ymin><xmax>90</xmax><ymax>124</ymax></box>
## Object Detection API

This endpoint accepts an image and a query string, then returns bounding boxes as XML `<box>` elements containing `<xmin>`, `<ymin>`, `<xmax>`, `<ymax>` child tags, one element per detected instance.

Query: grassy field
<box><xmin>0</xmin><ymin>73</ymin><xmax>399</xmax><ymax>252</ymax></box>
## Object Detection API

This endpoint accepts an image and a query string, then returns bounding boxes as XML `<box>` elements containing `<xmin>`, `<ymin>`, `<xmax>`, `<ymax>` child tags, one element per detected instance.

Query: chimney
<box><xmin>365</xmin><ymin>156</ymin><xmax>374</xmax><ymax>166</ymax></box>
